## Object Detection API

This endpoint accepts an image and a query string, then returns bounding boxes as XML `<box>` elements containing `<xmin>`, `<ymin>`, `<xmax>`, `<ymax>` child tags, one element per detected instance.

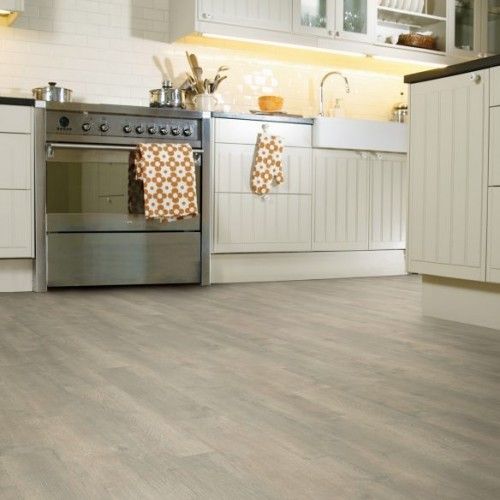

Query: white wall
<box><xmin>0</xmin><ymin>0</ymin><xmax>408</xmax><ymax>119</ymax></box>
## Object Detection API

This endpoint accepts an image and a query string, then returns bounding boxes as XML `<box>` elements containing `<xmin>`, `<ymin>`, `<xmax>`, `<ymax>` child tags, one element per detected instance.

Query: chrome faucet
<box><xmin>319</xmin><ymin>71</ymin><xmax>350</xmax><ymax>117</ymax></box>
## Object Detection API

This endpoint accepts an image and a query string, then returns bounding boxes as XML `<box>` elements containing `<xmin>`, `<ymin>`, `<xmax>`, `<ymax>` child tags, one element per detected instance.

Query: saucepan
<box><xmin>32</xmin><ymin>82</ymin><xmax>73</xmax><ymax>102</ymax></box>
<box><xmin>149</xmin><ymin>80</ymin><xmax>186</xmax><ymax>108</ymax></box>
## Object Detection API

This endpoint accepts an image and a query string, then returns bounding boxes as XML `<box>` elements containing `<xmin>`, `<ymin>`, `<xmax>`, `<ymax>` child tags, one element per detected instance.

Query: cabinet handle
<box><xmin>201</xmin><ymin>12</ymin><xmax>212</xmax><ymax>19</ymax></box>
<box><xmin>328</xmin><ymin>30</ymin><xmax>334</xmax><ymax>36</ymax></box>
<box><xmin>469</xmin><ymin>73</ymin><xmax>481</xmax><ymax>84</ymax></box>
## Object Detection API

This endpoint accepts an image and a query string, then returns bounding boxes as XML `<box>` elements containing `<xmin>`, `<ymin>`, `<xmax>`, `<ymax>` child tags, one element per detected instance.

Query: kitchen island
<box><xmin>405</xmin><ymin>55</ymin><xmax>500</xmax><ymax>330</ymax></box>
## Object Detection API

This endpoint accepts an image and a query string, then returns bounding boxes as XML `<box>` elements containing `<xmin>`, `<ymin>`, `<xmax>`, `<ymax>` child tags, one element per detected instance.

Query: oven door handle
<box><xmin>46</xmin><ymin>142</ymin><xmax>204</xmax><ymax>158</ymax></box>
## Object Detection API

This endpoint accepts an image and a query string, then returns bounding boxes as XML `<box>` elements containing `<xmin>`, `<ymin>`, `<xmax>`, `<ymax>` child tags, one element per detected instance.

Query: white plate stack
<box><xmin>379</xmin><ymin>0</ymin><xmax>425</xmax><ymax>13</ymax></box>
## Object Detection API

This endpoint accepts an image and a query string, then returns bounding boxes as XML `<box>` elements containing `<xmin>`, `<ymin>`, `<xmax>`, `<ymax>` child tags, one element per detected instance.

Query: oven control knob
<box><xmin>159</xmin><ymin>126</ymin><xmax>169</xmax><ymax>135</ymax></box>
<box><xmin>148</xmin><ymin>126</ymin><xmax>158</xmax><ymax>135</ymax></box>
<box><xmin>135</xmin><ymin>125</ymin><xmax>145</xmax><ymax>134</ymax></box>
<box><xmin>82</xmin><ymin>122</ymin><xmax>91</xmax><ymax>132</ymax></box>
<box><xmin>171</xmin><ymin>126</ymin><xmax>181</xmax><ymax>136</ymax></box>
<box><xmin>100</xmin><ymin>123</ymin><xmax>110</xmax><ymax>133</ymax></box>
<box><xmin>183</xmin><ymin>126</ymin><xmax>193</xmax><ymax>137</ymax></box>
<box><xmin>123</xmin><ymin>125</ymin><xmax>132</xmax><ymax>134</ymax></box>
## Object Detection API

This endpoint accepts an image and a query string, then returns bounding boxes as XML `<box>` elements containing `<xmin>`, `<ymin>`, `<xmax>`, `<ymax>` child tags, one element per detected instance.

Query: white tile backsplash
<box><xmin>0</xmin><ymin>0</ymin><xmax>407</xmax><ymax>118</ymax></box>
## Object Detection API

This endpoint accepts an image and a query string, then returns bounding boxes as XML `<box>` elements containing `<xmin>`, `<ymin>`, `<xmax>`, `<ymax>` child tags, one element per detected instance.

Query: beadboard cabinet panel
<box><xmin>198</xmin><ymin>0</ymin><xmax>292</xmax><ymax>32</ymax></box>
<box><xmin>489</xmin><ymin>106</ymin><xmax>500</xmax><ymax>186</ymax></box>
<box><xmin>408</xmin><ymin>70</ymin><xmax>488</xmax><ymax>281</ymax></box>
<box><xmin>313</xmin><ymin>149</ymin><xmax>369</xmax><ymax>251</ymax></box>
<box><xmin>214</xmin><ymin>143</ymin><xmax>312</xmax><ymax>195</ymax></box>
<box><xmin>0</xmin><ymin>105</ymin><xmax>32</xmax><ymax>134</ymax></box>
<box><xmin>0</xmin><ymin>190</ymin><xmax>33</xmax><ymax>258</ymax></box>
<box><xmin>491</xmin><ymin>66</ymin><xmax>500</xmax><ymax>107</ymax></box>
<box><xmin>370</xmin><ymin>153</ymin><xmax>407</xmax><ymax>250</ymax></box>
<box><xmin>0</xmin><ymin>133</ymin><xmax>32</xmax><ymax>190</ymax></box>
<box><xmin>487</xmin><ymin>188</ymin><xmax>500</xmax><ymax>284</ymax></box>
<box><xmin>215</xmin><ymin>119</ymin><xmax>311</xmax><ymax>147</ymax></box>
<box><xmin>213</xmin><ymin>193</ymin><xmax>312</xmax><ymax>253</ymax></box>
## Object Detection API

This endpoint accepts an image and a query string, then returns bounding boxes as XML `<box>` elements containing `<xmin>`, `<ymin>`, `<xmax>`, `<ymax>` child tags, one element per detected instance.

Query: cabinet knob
<box><xmin>201</xmin><ymin>12</ymin><xmax>212</xmax><ymax>19</ymax></box>
<box><xmin>469</xmin><ymin>73</ymin><xmax>481</xmax><ymax>84</ymax></box>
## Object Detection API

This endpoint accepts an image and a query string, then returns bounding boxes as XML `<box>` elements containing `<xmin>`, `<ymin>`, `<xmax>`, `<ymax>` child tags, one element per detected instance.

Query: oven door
<box><xmin>46</xmin><ymin>143</ymin><xmax>202</xmax><ymax>233</ymax></box>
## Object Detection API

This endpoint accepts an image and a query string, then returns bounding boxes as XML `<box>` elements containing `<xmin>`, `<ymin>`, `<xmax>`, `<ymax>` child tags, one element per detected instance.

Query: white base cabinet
<box><xmin>408</xmin><ymin>69</ymin><xmax>488</xmax><ymax>282</ymax></box>
<box><xmin>214</xmin><ymin>193</ymin><xmax>312</xmax><ymax>253</ymax></box>
<box><xmin>313</xmin><ymin>149</ymin><xmax>369</xmax><ymax>251</ymax></box>
<box><xmin>0</xmin><ymin>105</ymin><xmax>34</xmax><ymax>261</ymax></box>
<box><xmin>487</xmin><ymin>188</ymin><xmax>500</xmax><ymax>284</ymax></box>
<box><xmin>370</xmin><ymin>153</ymin><xmax>407</xmax><ymax>250</ymax></box>
<box><xmin>313</xmin><ymin>149</ymin><xmax>407</xmax><ymax>252</ymax></box>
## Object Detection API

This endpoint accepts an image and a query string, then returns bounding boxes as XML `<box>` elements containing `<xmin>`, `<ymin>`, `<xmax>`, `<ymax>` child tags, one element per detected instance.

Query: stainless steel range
<box><xmin>34</xmin><ymin>103</ymin><xmax>211</xmax><ymax>290</ymax></box>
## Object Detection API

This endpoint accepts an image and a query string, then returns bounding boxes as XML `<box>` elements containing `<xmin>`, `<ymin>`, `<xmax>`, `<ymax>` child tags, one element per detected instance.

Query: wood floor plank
<box><xmin>0</xmin><ymin>276</ymin><xmax>499</xmax><ymax>499</ymax></box>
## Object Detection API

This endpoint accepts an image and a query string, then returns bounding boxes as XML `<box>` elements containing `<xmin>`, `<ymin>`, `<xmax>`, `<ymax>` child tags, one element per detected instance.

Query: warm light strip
<box><xmin>0</xmin><ymin>9</ymin><xmax>13</xmax><ymax>14</ymax></box>
<box><xmin>373</xmin><ymin>54</ymin><xmax>447</xmax><ymax>68</ymax></box>
<box><xmin>201</xmin><ymin>33</ymin><xmax>367</xmax><ymax>58</ymax></box>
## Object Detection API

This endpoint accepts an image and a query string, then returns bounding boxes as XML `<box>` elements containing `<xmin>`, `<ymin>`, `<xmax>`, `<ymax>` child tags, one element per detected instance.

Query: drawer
<box><xmin>0</xmin><ymin>133</ymin><xmax>32</xmax><ymax>189</ymax></box>
<box><xmin>491</xmin><ymin>66</ymin><xmax>500</xmax><ymax>107</ymax></box>
<box><xmin>213</xmin><ymin>193</ymin><xmax>312</xmax><ymax>253</ymax></box>
<box><xmin>215</xmin><ymin>118</ymin><xmax>311</xmax><ymax>147</ymax></box>
<box><xmin>490</xmin><ymin>107</ymin><xmax>500</xmax><ymax>186</ymax></box>
<box><xmin>487</xmin><ymin>188</ymin><xmax>500</xmax><ymax>284</ymax></box>
<box><xmin>214</xmin><ymin>143</ymin><xmax>312</xmax><ymax>194</ymax></box>
<box><xmin>0</xmin><ymin>190</ymin><xmax>33</xmax><ymax>258</ymax></box>
<box><xmin>0</xmin><ymin>105</ymin><xmax>33</xmax><ymax>134</ymax></box>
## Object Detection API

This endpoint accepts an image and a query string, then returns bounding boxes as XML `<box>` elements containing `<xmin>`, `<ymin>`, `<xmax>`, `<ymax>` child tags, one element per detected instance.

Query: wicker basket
<box><xmin>397</xmin><ymin>33</ymin><xmax>437</xmax><ymax>50</ymax></box>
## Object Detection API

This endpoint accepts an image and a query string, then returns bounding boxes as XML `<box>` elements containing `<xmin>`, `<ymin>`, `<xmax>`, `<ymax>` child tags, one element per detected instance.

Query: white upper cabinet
<box><xmin>479</xmin><ymin>0</ymin><xmax>500</xmax><ymax>56</ymax></box>
<box><xmin>408</xmin><ymin>70</ymin><xmax>488</xmax><ymax>281</ymax></box>
<box><xmin>198</xmin><ymin>0</ymin><xmax>292</xmax><ymax>32</ymax></box>
<box><xmin>335</xmin><ymin>0</ymin><xmax>375</xmax><ymax>43</ymax></box>
<box><xmin>448</xmin><ymin>0</ymin><xmax>482</xmax><ymax>58</ymax></box>
<box><xmin>293</xmin><ymin>0</ymin><xmax>335</xmax><ymax>37</ymax></box>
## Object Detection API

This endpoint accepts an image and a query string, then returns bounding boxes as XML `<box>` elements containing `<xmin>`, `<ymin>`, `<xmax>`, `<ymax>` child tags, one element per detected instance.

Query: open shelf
<box><xmin>378</xmin><ymin>6</ymin><xmax>446</xmax><ymax>29</ymax></box>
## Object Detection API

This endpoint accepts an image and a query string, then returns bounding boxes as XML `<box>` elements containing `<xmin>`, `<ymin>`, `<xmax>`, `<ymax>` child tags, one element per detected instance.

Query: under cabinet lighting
<box><xmin>373</xmin><ymin>54</ymin><xmax>446</xmax><ymax>68</ymax></box>
<box><xmin>201</xmin><ymin>33</ymin><xmax>367</xmax><ymax>58</ymax></box>
<box><xmin>0</xmin><ymin>0</ymin><xmax>24</xmax><ymax>26</ymax></box>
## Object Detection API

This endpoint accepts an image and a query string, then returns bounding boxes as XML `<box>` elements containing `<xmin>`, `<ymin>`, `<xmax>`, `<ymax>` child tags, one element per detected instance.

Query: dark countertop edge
<box><xmin>405</xmin><ymin>54</ymin><xmax>500</xmax><ymax>84</ymax></box>
<box><xmin>0</xmin><ymin>97</ymin><xmax>36</xmax><ymax>106</ymax></box>
<box><xmin>212</xmin><ymin>111</ymin><xmax>313</xmax><ymax>125</ymax></box>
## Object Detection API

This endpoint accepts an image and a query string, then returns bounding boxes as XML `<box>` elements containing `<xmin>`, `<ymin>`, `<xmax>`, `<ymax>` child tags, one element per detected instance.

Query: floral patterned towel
<box><xmin>251</xmin><ymin>133</ymin><xmax>285</xmax><ymax>196</ymax></box>
<box><xmin>130</xmin><ymin>143</ymin><xmax>198</xmax><ymax>222</ymax></box>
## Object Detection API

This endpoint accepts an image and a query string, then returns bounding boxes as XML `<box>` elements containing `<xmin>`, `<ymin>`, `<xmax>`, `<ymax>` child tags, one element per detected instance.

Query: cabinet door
<box><xmin>213</xmin><ymin>193</ymin><xmax>312</xmax><ymax>253</ymax></box>
<box><xmin>370</xmin><ymin>153</ymin><xmax>407</xmax><ymax>250</ymax></box>
<box><xmin>489</xmin><ymin>106</ymin><xmax>500</xmax><ymax>186</ymax></box>
<box><xmin>481</xmin><ymin>0</ymin><xmax>500</xmax><ymax>56</ymax></box>
<box><xmin>335</xmin><ymin>0</ymin><xmax>375</xmax><ymax>43</ymax></box>
<box><xmin>313</xmin><ymin>149</ymin><xmax>369</xmax><ymax>251</ymax></box>
<box><xmin>293</xmin><ymin>0</ymin><xmax>335</xmax><ymax>37</ymax></box>
<box><xmin>0</xmin><ymin>190</ymin><xmax>33</xmax><ymax>258</ymax></box>
<box><xmin>408</xmin><ymin>70</ymin><xmax>488</xmax><ymax>281</ymax></box>
<box><xmin>448</xmin><ymin>0</ymin><xmax>482</xmax><ymax>58</ymax></box>
<box><xmin>0</xmin><ymin>133</ymin><xmax>32</xmax><ymax>189</ymax></box>
<box><xmin>198</xmin><ymin>0</ymin><xmax>292</xmax><ymax>32</ymax></box>
<box><xmin>215</xmin><ymin>143</ymin><xmax>312</xmax><ymax>195</ymax></box>
<box><xmin>487</xmin><ymin>188</ymin><xmax>500</xmax><ymax>283</ymax></box>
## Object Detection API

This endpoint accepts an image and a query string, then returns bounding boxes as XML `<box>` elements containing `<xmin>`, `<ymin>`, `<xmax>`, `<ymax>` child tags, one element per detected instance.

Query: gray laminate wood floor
<box><xmin>0</xmin><ymin>276</ymin><xmax>499</xmax><ymax>499</ymax></box>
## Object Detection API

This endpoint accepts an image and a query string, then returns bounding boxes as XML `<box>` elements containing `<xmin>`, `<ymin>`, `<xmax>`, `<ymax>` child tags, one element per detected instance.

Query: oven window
<box><xmin>46</xmin><ymin>147</ymin><xmax>201</xmax><ymax>233</ymax></box>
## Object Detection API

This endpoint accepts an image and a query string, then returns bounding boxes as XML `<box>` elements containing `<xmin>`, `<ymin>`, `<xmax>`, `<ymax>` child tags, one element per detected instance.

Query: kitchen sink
<box><xmin>313</xmin><ymin>117</ymin><xmax>408</xmax><ymax>153</ymax></box>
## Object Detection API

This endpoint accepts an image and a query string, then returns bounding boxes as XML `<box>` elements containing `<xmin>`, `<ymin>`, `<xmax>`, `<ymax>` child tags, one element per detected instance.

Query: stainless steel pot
<box><xmin>149</xmin><ymin>80</ymin><xmax>186</xmax><ymax>108</ymax></box>
<box><xmin>32</xmin><ymin>82</ymin><xmax>73</xmax><ymax>103</ymax></box>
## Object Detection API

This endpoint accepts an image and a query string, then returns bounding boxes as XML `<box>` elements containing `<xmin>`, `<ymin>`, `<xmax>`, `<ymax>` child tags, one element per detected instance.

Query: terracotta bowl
<box><xmin>258</xmin><ymin>95</ymin><xmax>284</xmax><ymax>113</ymax></box>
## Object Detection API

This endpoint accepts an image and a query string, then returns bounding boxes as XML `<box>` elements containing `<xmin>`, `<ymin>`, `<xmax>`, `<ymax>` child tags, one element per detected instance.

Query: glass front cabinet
<box><xmin>482</xmin><ymin>0</ymin><xmax>500</xmax><ymax>54</ymax></box>
<box><xmin>293</xmin><ymin>0</ymin><xmax>334</xmax><ymax>36</ymax></box>
<box><xmin>335</xmin><ymin>0</ymin><xmax>375</xmax><ymax>42</ymax></box>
